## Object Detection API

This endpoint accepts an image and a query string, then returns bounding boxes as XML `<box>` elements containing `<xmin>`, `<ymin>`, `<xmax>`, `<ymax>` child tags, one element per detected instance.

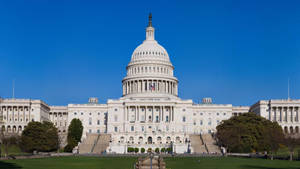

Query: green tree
<box><xmin>141</xmin><ymin>148</ymin><xmax>145</xmax><ymax>153</ymax></box>
<box><xmin>65</xmin><ymin>119</ymin><xmax>83</xmax><ymax>152</ymax></box>
<box><xmin>134</xmin><ymin>147</ymin><xmax>139</xmax><ymax>153</ymax></box>
<box><xmin>216</xmin><ymin>112</ymin><xmax>284</xmax><ymax>154</ymax></box>
<box><xmin>21</xmin><ymin>121</ymin><xmax>59</xmax><ymax>153</ymax></box>
<box><xmin>155</xmin><ymin>148</ymin><xmax>160</xmax><ymax>153</ymax></box>
<box><xmin>161</xmin><ymin>148</ymin><xmax>165</xmax><ymax>153</ymax></box>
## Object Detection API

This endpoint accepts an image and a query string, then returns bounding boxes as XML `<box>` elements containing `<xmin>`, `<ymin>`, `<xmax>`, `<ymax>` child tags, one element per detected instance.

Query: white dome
<box><xmin>122</xmin><ymin>14</ymin><xmax>178</xmax><ymax>99</ymax></box>
<box><xmin>130</xmin><ymin>40</ymin><xmax>170</xmax><ymax>63</ymax></box>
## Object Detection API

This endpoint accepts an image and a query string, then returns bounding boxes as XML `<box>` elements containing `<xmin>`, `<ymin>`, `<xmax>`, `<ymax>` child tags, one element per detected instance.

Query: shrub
<box><xmin>134</xmin><ymin>147</ymin><xmax>139</xmax><ymax>153</ymax></box>
<box><xmin>147</xmin><ymin>148</ymin><xmax>152</xmax><ymax>152</ymax></box>
<box><xmin>141</xmin><ymin>148</ymin><xmax>145</xmax><ymax>153</ymax></box>
<box><xmin>167</xmin><ymin>147</ymin><xmax>172</xmax><ymax>153</ymax></box>
<box><xmin>155</xmin><ymin>148</ymin><xmax>160</xmax><ymax>153</ymax></box>
<box><xmin>127</xmin><ymin>147</ymin><xmax>134</xmax><ymax>153</ymax></box>
<box><xmin>161</xmin><ymin>148</ymin><xmax>165</xmax><ymax>153</ymax></box>
<box><xmin>21</xmin><ymin>121</ymin><xmax>59</xmax><ymax>153</ymax></box>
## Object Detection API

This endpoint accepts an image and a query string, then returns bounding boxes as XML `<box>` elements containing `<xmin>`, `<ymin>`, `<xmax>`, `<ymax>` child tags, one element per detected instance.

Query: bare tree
<box><xmin>283</xmin><ymin>134</ymin><xmax>300</xmax><ymax>161</ymax></box>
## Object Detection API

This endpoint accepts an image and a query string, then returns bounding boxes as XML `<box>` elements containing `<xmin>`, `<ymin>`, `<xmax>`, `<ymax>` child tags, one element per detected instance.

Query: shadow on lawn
<box><xmin>0</xmin><ymin>161</ymin><xmax>22</xmax><ymax>169</ymax></box>
<box><xmin>241</xmin><ymin>165</ymin><xmax>300</xmax><ymax>169</ymax></box>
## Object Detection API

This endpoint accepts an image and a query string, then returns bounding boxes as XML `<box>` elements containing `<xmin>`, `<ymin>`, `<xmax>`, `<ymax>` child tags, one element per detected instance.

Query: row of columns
<box><xmin>123</xmin><ymin>79</ymin><xmax>178</xmax><ymax>96</ymax></box>
<box><xmin>49</xmin><ymin>112</ymin><xmax>68</xmax><ymax>127</ymax></box>
<box><xmin>269</xmin><ymin>106</ymin><xmax>299</xmax><ymax>123</ymax></box>
<box><xmin>127</xmin><ymin>65</ymin><xmax>171</xmax><ymax>76</ymax></box>
<box><xmin>0</xmin><ymin>106</ymin><xmax>32</xmax><ymax>123</ymax></box>
<box><xmin>125</xmin><ymin>105</ymin><xmax>174</xmax><ymax>123</ymax></box>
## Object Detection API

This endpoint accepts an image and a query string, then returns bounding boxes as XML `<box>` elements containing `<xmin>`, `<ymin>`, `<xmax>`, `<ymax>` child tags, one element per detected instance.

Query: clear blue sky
<box><xmin>0</xmin><ymin>0</ymin><xmax>299</xmax><ymax>106</ymax></box>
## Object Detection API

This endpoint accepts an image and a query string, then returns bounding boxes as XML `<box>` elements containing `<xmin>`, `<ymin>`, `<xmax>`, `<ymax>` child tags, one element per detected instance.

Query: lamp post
<box><xmin>149</xmin><ymin>151</ymin><xmax>154</xmax><ymax>169</ymax></box>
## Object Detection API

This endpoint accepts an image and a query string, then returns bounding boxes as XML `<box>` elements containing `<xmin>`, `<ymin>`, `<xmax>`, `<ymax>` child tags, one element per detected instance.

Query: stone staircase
<box><xmin>202</xmin><ymin>134</ymin><xmax>221</xmax><ymax>154</ymax></box>
<box><xmin>92</xmin><ymin>134</ymin><xmax>111</xmax><ymax>154</ymax></box>
<box><xmin>189</xmin><ymin>134</ymin><xmax>207</xmax><ymax>154</ymax></box>
<box><xmin>78</xmin><ymin>133</ymin><xmax>99</xmax><ymax>154</ymax></box>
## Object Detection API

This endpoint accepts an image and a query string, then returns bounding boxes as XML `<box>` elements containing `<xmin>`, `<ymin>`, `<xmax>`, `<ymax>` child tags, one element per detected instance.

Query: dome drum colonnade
<box><xmin>122</xmin><ymin>13</ymin><xmax>178</xmax><ymax>97</ymax></box>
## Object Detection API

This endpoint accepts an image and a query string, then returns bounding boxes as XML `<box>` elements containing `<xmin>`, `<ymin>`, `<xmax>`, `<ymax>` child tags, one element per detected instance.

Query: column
<box><xmin>296</xmin><ymin>107</ymin><xmax>299</xmax><ymax>122</ymax></box>
<box><xmin>159</xmin><ymin>106</ymin><xmax>161</xmax><ymax>122</ymax></box>
<box><xmin>127</xmin><ymin>106</ymin><xmax>129</xmax><ymax>121</ymax></box>
<box><xmin>169</xmin><ymin>107</ymin><xmax>171</xmax><ymax>123</ymax></box>
<box><xmin>285</xmin><ymin>107</ymin><xmax>288</xmax><ymax>122</ymax></box>
<box><xmin>137</xmin><ymin>106</ymin><xmax>139</xmax><ymax>121</ymax></box>
<box><xmin>274</xmin><ymin>107</ymin><xmax>276</xmax><ymax>122</ymax></box>
<box><xmin>142</xmin><ymin>80</ymin><xmax>145</xmax><ymax>93</ymax></box>
<box><xmin>144</xmin><ymin>106</ymin><xmax>147</xmax><ymax>122</ymax></box>
<box><xmin>291</xmin><ymin>107</ymin><xmax>294</xmax><ymax>122</ymax></box>
<box><xmin>172</xmin><ymin>107</ymin><xmax>174</xmax><ymax>121</ymax></box>
<box><xmin>152</xmin><ymin>106</ymin><xmax>154</xmax><ymax>122</ymax></box>
<box><xmin>165</xmin><ymin>81</ymin><xmax>167</xmax><ymax>93</ymax></box>
<box><xmin>127</xmin><ymin>81</ymin><xmax>129</xmax><ymax>94</ymax></box>
<box><xmin>162</xmin><ymin>106</ymin><xmax>164</xmax><ymax>121</ymax></box>
<box><xmin>279</xmin><ymin>107</ymin><xmax>282</xmax><ymax>122</ymax></box>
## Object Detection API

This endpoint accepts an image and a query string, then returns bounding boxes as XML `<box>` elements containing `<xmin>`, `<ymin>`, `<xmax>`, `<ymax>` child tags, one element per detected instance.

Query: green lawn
<box><xmin>0</xmin><ymin>145</ymin><xmax>29</xmax><ymax>157</ymax></box>
<box><xmin>1</xmin><ymin>156</ymin><xmax>300</xmax><ymax>169</ymax></box>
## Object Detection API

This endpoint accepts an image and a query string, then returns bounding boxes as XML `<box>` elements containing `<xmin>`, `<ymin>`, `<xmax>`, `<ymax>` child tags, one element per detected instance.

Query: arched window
<box><xmin>166</xmin><ymin>116</ymin><xmax>169</xmax><ymax>122</ymax></box>
<box><xmin>290</xmin><ymin>126</ymin><xmax>294</xmax><ymax>133</ymax></box>
<box><xmin>166</xmin><ymin>136</ymin><xmax>171</xmax><ymax>143</ymax></box>
<box><xmin>157</xmin><ymin>136</ymin><xmax>162</xmax><ymax>143</ymax></box>
<box><xmin>156</xmin><ymin>116</ymin><xmax>159</xmax><ymax>122</ymax></box>
<box><xmin>182</xmin><ymin>116</ymin><xmax>186</xmax><ymax>122</ymax></box>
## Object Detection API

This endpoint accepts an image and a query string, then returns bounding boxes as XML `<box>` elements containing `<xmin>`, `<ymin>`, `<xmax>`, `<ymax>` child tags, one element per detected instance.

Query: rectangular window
<box><xmin>97</xmin><ymin>120</ymin><xmax>100</xmax><ymax>125</ymax></box>
<box><xmin>114</xmin><ymin>126</ymin><xmax>118</xmax><ymax>132</ymax></box>
<box><xmin>89</xmin><ymin>118</ymin><xmax>92</xmax><ymax>125</ymax></box>
<box><xmin>97</xmin><ymin>129</ymin><xmax>100</xmax><ymax>133</ymax></box>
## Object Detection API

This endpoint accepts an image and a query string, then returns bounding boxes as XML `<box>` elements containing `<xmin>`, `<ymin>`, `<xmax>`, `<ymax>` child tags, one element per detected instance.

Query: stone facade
<box><xmin>250</xmin><ymin>99</ymin><xmax>300</xmax><ymax>134</ymax></box>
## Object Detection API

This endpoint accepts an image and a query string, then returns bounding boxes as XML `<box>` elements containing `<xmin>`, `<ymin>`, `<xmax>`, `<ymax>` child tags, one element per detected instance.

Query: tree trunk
<box><xmin>271</xmin><ymin>154</ymin><xmax>274</xmax><ymax>160</ymax></box>
<box><xmin>4</xmin><ymin>144</ymin><xmax>8</xmax><ymax>157</ymax></box>
<box><xmin>289</xmin><ymin>152</ymin><xmax>293</xmax><ymax>161</ymax></box>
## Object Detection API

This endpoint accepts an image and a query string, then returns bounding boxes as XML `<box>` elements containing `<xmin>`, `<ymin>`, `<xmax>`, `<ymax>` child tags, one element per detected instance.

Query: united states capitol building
<box><xmin>0</xmin><ymin>15</ymin><xmax>299</xmax><ymax>154</ymax></box>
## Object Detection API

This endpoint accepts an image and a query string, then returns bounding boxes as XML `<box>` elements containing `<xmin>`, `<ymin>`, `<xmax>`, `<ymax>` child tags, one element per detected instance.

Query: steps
<box><xmin>92</xmin><ymin>134</ymin><xmax>111</xmax><ymax>154</ymax></box>
<box><xmin>78</xmin><ymin>133</ymin><xmax>99</xmax><ymax>154</ymax></box>
<box><xmin>189</xmin><ymin>134</ymin><xmax>207</xmax><ymax>154</ymax></box>
<box><xmin>202</xmin><ymin>134</ymin><xmax>221</xmax><ymax>154</ymax></box>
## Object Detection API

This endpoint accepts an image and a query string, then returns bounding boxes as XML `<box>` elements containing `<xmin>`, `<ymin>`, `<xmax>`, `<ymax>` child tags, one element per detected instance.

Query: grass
<box><xmin>165</xmin><ymin>157</ymin><xmax>300</xmax><ymax>169</ymax></box>
<box><xmin>1</xmin><ymin>156</ymin><xmax>300</xmax><ymax>169</ymax></box>
<box><xmin>0</xmin><ymin>145</ymin><xmax>29</xmax><ymax>156</ymax></box>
